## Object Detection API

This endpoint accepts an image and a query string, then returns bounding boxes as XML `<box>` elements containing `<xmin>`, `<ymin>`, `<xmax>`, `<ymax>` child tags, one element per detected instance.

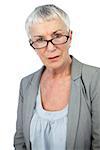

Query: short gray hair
<box><xmin>25</xmin><ymin>4</ymin><xmax>70</xmax><ymax>39</ymax></box>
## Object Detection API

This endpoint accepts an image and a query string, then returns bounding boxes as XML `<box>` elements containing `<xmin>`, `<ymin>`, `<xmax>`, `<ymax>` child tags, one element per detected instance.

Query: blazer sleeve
<box><xmin>90</xmin><ymin>69</ymin><xmax>100</xmax><ymax>150</ymax></box>
<box><xmin>13</xmin><ymin>79</ymin><xmax>27</xmax><ymax>150</ymax></box>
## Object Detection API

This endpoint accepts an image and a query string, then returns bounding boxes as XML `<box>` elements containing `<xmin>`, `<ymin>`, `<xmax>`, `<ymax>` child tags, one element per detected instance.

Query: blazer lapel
<box><xmin>67</xmin><ymin>55</ymin><xmax>83</xmax><ymax>149</ymax></box>
<box><xmin>23</xmin><ymin>66</ymin><xmax>46</xmax><ymax>149</ymax></box>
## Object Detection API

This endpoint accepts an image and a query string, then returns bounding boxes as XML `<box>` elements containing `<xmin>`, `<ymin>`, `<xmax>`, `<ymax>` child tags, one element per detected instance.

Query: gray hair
<box><xmin>25</xmin><ymin>4</ymin><xmax>70</xmax><ymax>39</ymax></box>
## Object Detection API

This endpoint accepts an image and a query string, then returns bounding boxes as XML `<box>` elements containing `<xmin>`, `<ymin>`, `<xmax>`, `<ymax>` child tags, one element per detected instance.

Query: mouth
<box><xmin>48</xmin><ymin>55</ymin><xmax>60</xmax><ymax>59</ymax></box>
<box><xmin>48</xmin><ymin>55</ymin><xmax>60</xmax><ymax>61</ymax></box>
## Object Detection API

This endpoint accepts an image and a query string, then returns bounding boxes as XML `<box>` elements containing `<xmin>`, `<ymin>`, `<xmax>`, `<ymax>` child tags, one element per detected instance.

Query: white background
<box><xmin>0</xmin><ymin>0</ymin><xmax>100</xmax><ymax>149</ymax></box>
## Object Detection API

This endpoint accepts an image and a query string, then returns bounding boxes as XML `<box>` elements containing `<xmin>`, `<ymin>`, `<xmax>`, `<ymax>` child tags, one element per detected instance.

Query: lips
<box><xmin>48</xmin><ymin>55</ymin><xmax>60</xmax><ymax>59</ymax></box>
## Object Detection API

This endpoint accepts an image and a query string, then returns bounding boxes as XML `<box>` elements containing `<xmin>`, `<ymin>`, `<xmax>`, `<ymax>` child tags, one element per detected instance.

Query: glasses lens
<box><xmin>31</xmin><ymin>40</ymin><xmax>47</xmax><ymax>49</ymax></box>
<box><xmin>53</xmin><ymin>35</ymin><xmax>68</xmax><ymax>44</ymax></box>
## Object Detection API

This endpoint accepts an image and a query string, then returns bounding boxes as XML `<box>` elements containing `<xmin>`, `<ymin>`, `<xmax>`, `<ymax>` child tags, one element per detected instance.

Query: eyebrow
<box><xmin>33</xmin><ymin>29</ymin><xmax>63</xmax><ymax>38</ymax></box>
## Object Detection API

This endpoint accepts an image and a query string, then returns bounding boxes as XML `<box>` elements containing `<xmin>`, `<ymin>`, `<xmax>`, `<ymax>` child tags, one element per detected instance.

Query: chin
<box><xmin>46</xmin><ymin>61</ymin><xmax>65</xmax><ymax>70</ymax></box>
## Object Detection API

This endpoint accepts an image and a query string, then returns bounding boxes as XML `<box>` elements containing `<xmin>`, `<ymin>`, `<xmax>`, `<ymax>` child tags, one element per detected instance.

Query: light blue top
<box><xmin>30</xmin><ymin>86</ymin><xmax>68</xmax><ymax>150</ymax></box>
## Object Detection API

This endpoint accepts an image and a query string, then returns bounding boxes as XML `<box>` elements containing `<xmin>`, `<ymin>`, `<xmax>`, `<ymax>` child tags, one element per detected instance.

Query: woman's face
<box><xmin>29</xmin><ymin>18</ymin><xmax>72</xmax><ymax>70</ymax></box>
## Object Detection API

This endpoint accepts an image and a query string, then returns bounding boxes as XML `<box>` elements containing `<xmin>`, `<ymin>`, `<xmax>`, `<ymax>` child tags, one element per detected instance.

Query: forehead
<box><xmin>29</xmin><ymin>18</ymin><xmax>67</xmax><ymax>37</ymax></box>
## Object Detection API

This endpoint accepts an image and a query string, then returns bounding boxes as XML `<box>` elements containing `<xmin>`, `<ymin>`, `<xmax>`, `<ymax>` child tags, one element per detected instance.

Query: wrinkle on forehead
<box><xmin>29</xmin><ymin>18</ymin><xmax>68</xmax><ymax>38</ymax></box>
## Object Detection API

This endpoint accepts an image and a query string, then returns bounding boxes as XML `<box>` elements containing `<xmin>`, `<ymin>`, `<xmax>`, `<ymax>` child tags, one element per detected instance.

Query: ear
<box><xmin>69</xmin><ymin>30</ymin><xmax>73</xmax><ymax>41</ymax></box>
<box><xmin>67</xmin><ymin>30</ymin><xmax>73</xmax><ymax>49</ymax></box>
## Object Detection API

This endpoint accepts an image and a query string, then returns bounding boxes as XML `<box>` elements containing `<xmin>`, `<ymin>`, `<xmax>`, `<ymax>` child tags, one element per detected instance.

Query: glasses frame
<box><xmin>29</xmin><ymin>35</ymin><xmax>70</xmax><ymax>49</ymax></box>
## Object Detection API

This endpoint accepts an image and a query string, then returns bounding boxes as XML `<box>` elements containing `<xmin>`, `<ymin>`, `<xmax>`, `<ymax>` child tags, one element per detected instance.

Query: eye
<box><xmin>53</xmin><ymin>34</ymin><xmax>63</xmax><ymax>38</ymax></box>
<box><xmin>36</xmin><ymin>38</ymin><xmax>44</xmax><ymax>42</ymax></box>
<box><xmin>33</xmin><ymin>37</ymin><xmax>45</xmax><ymax>43</ymax></box>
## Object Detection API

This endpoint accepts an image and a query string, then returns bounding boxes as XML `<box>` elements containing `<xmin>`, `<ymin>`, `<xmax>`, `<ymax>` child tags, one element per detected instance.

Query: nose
<box><xmin>46</xmin><ymin>41</ymin><xmax>56</xmax><ymax>52</ymax></box>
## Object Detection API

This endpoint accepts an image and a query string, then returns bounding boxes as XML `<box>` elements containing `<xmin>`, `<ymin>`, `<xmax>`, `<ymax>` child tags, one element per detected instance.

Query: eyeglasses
<box><xmin>29</xmin><ymin>34</ymin><xmax>70</xmax><ymax>49</ymax></box>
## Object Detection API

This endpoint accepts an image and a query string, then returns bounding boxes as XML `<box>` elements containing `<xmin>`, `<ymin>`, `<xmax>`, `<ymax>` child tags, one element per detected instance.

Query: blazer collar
<box><xmin>70</xmin><ymin>55</ymin><xmax>83</xmax><ymax>80</ymax></box>
<box><xmin>37</xmin><ymin>54</ymin><xmax>82</xmax><ymax>80</ymax></box>
<box><xmin>31</xmin><ymin>54</ymin><xmax>83</xmax><ymax>84</ymax></box>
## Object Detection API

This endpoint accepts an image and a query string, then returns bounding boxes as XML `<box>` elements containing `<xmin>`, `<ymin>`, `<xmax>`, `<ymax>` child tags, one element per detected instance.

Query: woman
<box><xmin>14</xmin><ymin>4</ymin><xmax>100</xmax><ymax>150</ymax></box>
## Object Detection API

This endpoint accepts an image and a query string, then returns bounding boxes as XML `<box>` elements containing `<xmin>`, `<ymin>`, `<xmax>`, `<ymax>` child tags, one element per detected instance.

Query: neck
<box><xmin>45</xmin><ymin>55</ymin><xmax>72</xmax><ymax>79</ymax></box>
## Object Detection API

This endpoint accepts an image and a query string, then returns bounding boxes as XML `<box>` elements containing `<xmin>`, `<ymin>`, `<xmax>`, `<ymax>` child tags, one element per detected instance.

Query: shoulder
<box><xmin>72</xmin><ymin>55</ymin><xmax>100</xmax><ymax>84</ymax></box>
<box><xmin>76</xmin><ymin>60</ymin><xmax>100</xmax><ymax>103</ymax></box>
<box><xmin>20</xmin><ymin>66</ymin><xmax>44</xmax><ymax>91</ymax></box>
<box><xmin>81</xmin><ymin>62</ymin><xmax>100</xmax><ymax>81</ymax></box>
<box><xmin>80</xmin><ymin>62</ymin><xmax>100</xmax><ymax>97</ymax></box>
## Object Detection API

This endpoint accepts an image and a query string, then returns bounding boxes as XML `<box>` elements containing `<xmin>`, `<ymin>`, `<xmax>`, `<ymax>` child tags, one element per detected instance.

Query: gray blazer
<box><xmin>14</xmin><ymin>55</ymin><xmax>100</xmax><ymax>150</ymax></box>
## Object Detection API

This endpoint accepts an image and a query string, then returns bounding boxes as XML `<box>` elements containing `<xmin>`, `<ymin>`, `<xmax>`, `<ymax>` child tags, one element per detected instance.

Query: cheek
<box><xmin>61</xmin><ymin>43</ymin><xmax>70</xmax><ymax>53</ymax></box>
<box><xmin>57</xmin><ymin>44</ymin><xmax>68</xmax><ymax>54</ymax></box>
<box><xmin>37</xmin><ymin>51</ymin><xmax>47</xmax><ymax>62</ymax></box>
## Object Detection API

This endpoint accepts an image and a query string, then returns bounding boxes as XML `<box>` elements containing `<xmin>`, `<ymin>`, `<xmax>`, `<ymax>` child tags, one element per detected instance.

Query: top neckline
<box><xmin>35</xmin><ymin>85</ymin><xmax>68</xmax><ymax>120</ymax></box>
